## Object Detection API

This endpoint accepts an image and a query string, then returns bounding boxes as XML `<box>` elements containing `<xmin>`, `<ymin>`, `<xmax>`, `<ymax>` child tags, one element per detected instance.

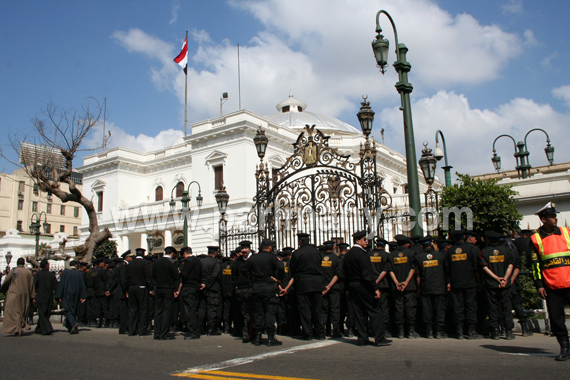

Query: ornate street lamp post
<box><xmin>215</xmin><ymin>186</ymin><xmax>230</xmax><ymax>255</ymax></box>
<box><xmin>491</xmin><ymin>128</ymin><xmax>554</xmax><ymax>179</ymax></box>
<box><xmin>419</xmin><ymin>143</ymin><xmax>439</xmax><ymax>234</ymax></box>
<box><xmin>253</xmin><ymin>126</ymin><xmax>270</xmax><ymax>245</ymax></box>
<box><xmin>371</xmin><ymin>9</ymin><xmax>423</xmax><ymax>236</ymax></box>
<box><xmin>29</xmin><ymin>211</ymin><xmax>49</xmax><ymax>259</ymax></box>
<box><xmin>5</xmin><ymin>251</ymin><xmax>12</xmax><ymax>271</ymax></box>
<box><xmin>146</xmin><ymin>234</ymin><xmax>156</xmax><ymax>254</ymax></box>
<box><xmin>433</xmin><ymin>130</ymin><xmax>452</xmax><ymax>187</ymax></box>
<box><xmin>170</xmin><ymin>181</ymin><xmax>203</xmax><ymax>247</ymax></box>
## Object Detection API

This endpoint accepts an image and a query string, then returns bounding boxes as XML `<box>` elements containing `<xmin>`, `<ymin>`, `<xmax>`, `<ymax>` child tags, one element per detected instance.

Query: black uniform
<box><xmin>321</xmin><ymin>252</ymin><xmax>342</xmax><ymax>336</ymax></box>
<box><xmin>34</xmin><ymin>268</ymin><xmax>57</xmax><ymax>335</ymax></box>
<box><xmin>343</xmin><ymin>244</ymin><xmax>386</xmax><ymax>344</ymax></box>
<box><xmin>369</xmin><ymin>248</ymin><xmax>391</xmax><ymax>332</ymax></box>
<box><xmin>92</xmin><ymin>265</ymin><xmax>109</xmax><ymax>327</ymax></box>
<box><xmin>511</xmin><ymin>237</ymin><xmax>531</xmax><ymax>328</ymax></box>
<box><xmin>152</xmin><ymin>256</ymin><xmax>180</xmax><ymax>339</ymax></box>
<box><xmin>290</xmin><ymin>243</ymin><xmax>326</xmax><ymax>339</ymax></box>
<box><xmin>446</xmin><ymin>241</ymin><xmax>479</xmax><ymax>334</ymax></box>
<box><xmin>220</xmin><ymin>258</ymin><xmax>234</xmax><ymax>333</ymax></box>
<box><xmin>277</xmin><ymin>256</ymin><xmax>293</xmax><ymax>334</ymax></box>
<box><xmin>180</xmin><ymin>255</ymin><xmax>202</xmax><ymax>337</ymax></box>
<box><xmin>480</xmin><ymin>243</ymin><xmax>515</xmax><ymax>333</ymax></box>
<box><xmin>232</xmin><ymin>256</ymin><xmax>253</xmax><ymax>340</ymax></box>
<box><xmin>117</xmin><ymin>261</ymin><xmax>130</xmax><ymax>333</ymax></box>
<box><xmin>388</xmin><ymin>246</ymin><xmax>417</xmax><ymax>336</ymax></box>
<box><xmin>125</xmin><ymin>257</ymin><xmax>153</xmax><ymax>336</ymax></box>
<box><xmin>247</xmin><ymin>250</ymin><xmax>284</xmax><ymax>338</ymax></box>
<box><xmin>199</xmin><ymin>255</ymin><xmax>221</xmax><ymax>334</ymax></box>
<box><xmin>415</xmin><ymin>248</ymin><xmax>447</xmax><ymax>335</ymax></box>
<box><xmin>106</xmin><ymin>264</ymin><xmax>123</xmax><ymax>328</ymax></box>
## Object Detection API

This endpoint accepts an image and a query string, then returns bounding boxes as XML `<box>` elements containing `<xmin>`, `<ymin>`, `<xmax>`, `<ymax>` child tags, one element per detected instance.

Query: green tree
<box><xmin>92</xmin><ymin>239</ymin><xmax>118</xmax><ymax>259</ymax></box>
<box><xmin>440</xmin><ymin>173</ymin><xmax>522</xmax><ymax>233</ymax></box>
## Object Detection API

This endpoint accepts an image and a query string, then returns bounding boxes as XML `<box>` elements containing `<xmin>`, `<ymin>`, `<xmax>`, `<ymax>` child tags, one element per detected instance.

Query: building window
<box><xmin>175</xmin><ymin>182</ymin><xmax>184</xmax><ymax>198</ymax></box>
<box><xmin>60</xmin><ymin>225</ymin><xmax>65</xmax><ymax>233</ymax></box>
<box><xmin>45</xmin><ymin>224</ymin><xmax>51</xmax><ymax>234</ymax></box>
<box><xmin>33</xmin><ymin>184</ymin><xmax>39</xmax><ymax>196</ymax></box>
<box><xmin>46</xmin><ymin>203</ymin><xmax>52</xmax><ymax>214</ymax></box>
<box><xmin>73</xmin><ymin>226</ymin><xmax>78</xmax><ymax>236</ymax></box>
<box><xmin>32</xmin><ymin>201</ymin><xmax>38</xmax><ymax>212</ymax></box>
<box><xmin>404</xmin><ymin>185</ymin><xmax>409</xmax><ymax>194</ymax></box>
<box><xmin>214</xmin><ymin>166</ymin><xmax>223</xmax><ymax>190</ymax></box>
<box><xmin>16</xmin><ymin>220</ymin><xmax>22</xmax><ymax>232</ymax></box>
<box><xmin>19</xmin><ymin>181</ymin><xmax>25</xmax><ymax>192</ymax></box>
<box><xmin>155</xmin><ymin>186</ymin><xmax>163</xmax><ymax>201</ymax></box>
<box><xmin>97</xmin><ymin>191</ymin><xmax>103</xmax><ymax>212</ymax></box>
<box><xmin>18</xmin><ymin>199</ymin><xmax>24</xmax><ymax>210</ymax></box>
<box><xmin>74</xmin><ymin>207</ymin><xmax>79</xmax><ymax>217</ymax></box>
<box><xmin>60</xmin><ymin>205</ymin><xmax>66</xmax><ymax>216</ymax></box>
<box><xmin>282</xmin><ymin>105</ymin><xmax>290</xmax><ymax>113</ymax></box>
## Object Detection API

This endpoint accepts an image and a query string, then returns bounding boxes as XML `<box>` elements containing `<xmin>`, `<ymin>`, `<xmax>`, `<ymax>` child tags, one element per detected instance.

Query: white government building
<box><xmin>76</xmin><ymin>94</ymin><xmax>439</xmax><ymax>256</ymax></box>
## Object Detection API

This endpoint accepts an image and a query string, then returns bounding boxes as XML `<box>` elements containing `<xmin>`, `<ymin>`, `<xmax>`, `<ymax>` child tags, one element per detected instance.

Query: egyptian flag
<box><xmin>174</xmin><ymin>35</ymin><xmax>188</xmax><ymax>74</ymax></box>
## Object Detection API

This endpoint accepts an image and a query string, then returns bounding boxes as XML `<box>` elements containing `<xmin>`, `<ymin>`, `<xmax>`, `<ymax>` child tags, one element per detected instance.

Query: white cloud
<box><xmin>170</xmin><ymin>0</ymin><xmax>180</xmax><ymax>25</ymax></box>
<box><xmin>111</xmin><ymin>0</ymin><xmax>525</xmax><ymax>123</ymax></box>
<box><xmin>541</xmin><ymin>52</ymin><xmax>559</xmax><ymax>68</ymax></box>
<box><xmin>84</xmin><ymin>122</ymin><xmax>183</xmax><ymax>153</ymax></box>
<box><xmin>523</xmin><ymin>29</ymin><xmax>538</xmax><ymax>47</ymax></box>
<box><xmin>375</xmin><ymin>91</ymin><xmax>570</xmax><ymax>177</ymax></box>
<box><xmin>552</xmin><ymin>85</ymin><xmax>570</xmax><ymax>107</ymax></box>
<box><xmin>502</xmin><ymin>0</ymin><xmax>524</xmax><ymax>16</ymax></box>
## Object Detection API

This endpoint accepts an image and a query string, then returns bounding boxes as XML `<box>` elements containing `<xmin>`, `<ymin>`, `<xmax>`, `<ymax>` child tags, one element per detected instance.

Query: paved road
<box><xmin>0</xmin><ymin>323</ymin><xmax>567</xmax><ymax>380</ymax></box>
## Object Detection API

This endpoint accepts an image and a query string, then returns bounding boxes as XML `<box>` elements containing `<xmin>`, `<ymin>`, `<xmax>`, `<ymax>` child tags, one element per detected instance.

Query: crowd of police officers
<box><xmin>69</xmin><ymin>224</ymin><xmax>539</xmax><ymax>348</ymax></box>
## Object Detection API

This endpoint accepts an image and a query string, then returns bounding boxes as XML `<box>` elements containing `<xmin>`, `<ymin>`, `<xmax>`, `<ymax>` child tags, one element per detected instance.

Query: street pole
<box><xmin>372</xmin><ymin>10</ymin><xmax>423</xmax><ymax>236</ymax></box>
<box><xmin>434</xmin><ymin>130</ymin><xmax>452</xmax><ymax>187</ymax></box>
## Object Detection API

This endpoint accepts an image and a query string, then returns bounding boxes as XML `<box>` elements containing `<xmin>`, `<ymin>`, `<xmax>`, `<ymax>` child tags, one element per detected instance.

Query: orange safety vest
<box><xmin>531</xmin><ymin>227</ymin><xmax>570</xmax><ymax>289</ymax></box>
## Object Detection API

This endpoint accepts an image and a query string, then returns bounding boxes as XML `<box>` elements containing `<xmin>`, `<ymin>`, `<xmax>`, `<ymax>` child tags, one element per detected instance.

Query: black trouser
<box><xmin>450</xmin><ymin>287</ymin><xmax>477</xmax><ymax>325</ymax></box>
<box><xmin>379</xmin><ymin>288</ymin><xmax>391</xmax><ymax>329</ymax></box>
<box><xmin>96</xmin><ymin>295</ymin><xmax>109</xmax><ymax>320</ymax></box>
<box><xmin>77</xmin><ymin>296</ymin><xmax>87</xmax><ymax>324</ymax></box>
<box><xmin>486</xmin><ymin>287</ymin><xmax>514</xmax><ymax>330</ymax></box>
<box><xmin>87</xmin><ymin>295</ymin><xmax>98</xmax><ymax>322</ymax></box>
<box><xmin>127</xmin><ymin>285</ymin><xmax>149</xmax><ymax>335</ymax></box>
<box><xmin>277</xmin><ymin>293</ymin><xmax>289</xmax><ymax>328</ymax></box>
<box><xmin>119</xmin><ymin>297</ymin><xmax>128</xmax><ymax>332</ymax></box>
<box><xmin>154</xmin><ymin>288</ymin><xmax>175</xmax><ymax>339</ymax></box>
<box><xmin>297</xmin><ymin>291</ymin><xmax>324</xmax><ymax>338</ymax></box>
<box><xmin>287</xmin><ymin>290</ymin><xmax>301</xmax><ymax>335</ymax></box>
<box><xmin>422</xmin><ymin>294</ymin><xmax>445</xmax><ymax>331</ymax></box>
<box><xmin>510</xmin><ymin>287</ymin><xmax>527</xmax><ymax>323</ymax></box>
<box><xmin>199</xmin><ymin>290</ymin><xmax>220</xmax><ymax>333</ymax></box>
<box><xmin>340</xmin><ymin>286</ymin><xmax>355</xmax><ymax>331</ymax></box>
<box><xmin>252</xmin><ymin>291</ymin><xmax>279</xmax><ymax>336</ymax></box>
<box><xmin>393</xmin><ymin>290</ymin><xmax>417</xmax><ymax>326</ymax></box>
<box><xmin>545</xmin><ymin>287</ymin><xmax>570</xmax><ymax>338</ymax></box>
<box><xmin>35</xmin><ymin>295</ymin><xmax>54</xmax><ymax>334</ymax></box>
<box><xmin>181</xmin><ymin>287</ymin><xmax>200</xmax><ymax>336</ymax></box>
<box><xmin>236</xmin><ymin>288</ymin><xmax>253</xmax><ymax>338</ymax></box>
<box><xmin>322</xmin><ymin>289</ymin><xmax>341</xmax><ymax>332</ymax></box>
<box><xmin>109</xmin><ymin>292</ymin><xmax>120</xmax><ymax>322</ymax></box>
<box><xmin>348</xmin><ymin>282</ymin><xmax>385</xmax><ymax>343</ymax></box>
<box><xmin>221</xmin><ymin>294</ymin><xmax>232</xmax><ymax>330</ymax></box>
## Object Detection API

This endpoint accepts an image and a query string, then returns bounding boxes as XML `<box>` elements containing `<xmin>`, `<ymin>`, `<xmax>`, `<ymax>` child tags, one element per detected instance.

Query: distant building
<box><xmin>473</xmin><ymin>162</ymin><xmax>570</xmax><ymax>230</ymax></box>
<box><xmin>77</xmin><ymin>94</ymin><xmax>441</xmax><ymax>256</ymax></box>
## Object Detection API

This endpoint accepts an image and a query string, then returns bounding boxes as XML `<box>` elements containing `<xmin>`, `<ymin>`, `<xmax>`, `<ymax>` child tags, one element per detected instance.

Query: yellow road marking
<box><xmin>172</xmin><ymin>370</ymin><xmax>323</xmax><ymax>380</ymax></box>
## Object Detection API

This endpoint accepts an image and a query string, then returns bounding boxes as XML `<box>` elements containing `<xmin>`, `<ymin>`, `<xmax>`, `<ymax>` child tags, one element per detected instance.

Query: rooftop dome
<box><xmin>265</xmin><ymin>92</ymin><xmax>361</xmax><ymax>134</ymax></box>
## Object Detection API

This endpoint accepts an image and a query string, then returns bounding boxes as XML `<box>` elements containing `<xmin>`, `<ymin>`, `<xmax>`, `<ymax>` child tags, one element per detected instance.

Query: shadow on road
<box><xmin>480</xmin><ymin>344</ymin><xmax>552</xmax><ymax>355</ymax></box>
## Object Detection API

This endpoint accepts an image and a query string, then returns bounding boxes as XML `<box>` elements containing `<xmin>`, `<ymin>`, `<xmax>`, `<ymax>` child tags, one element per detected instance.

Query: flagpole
<box><xmin>184</xmin><ymin>30</ymin><xmax>188</xmax><ymax>136</ymax></box>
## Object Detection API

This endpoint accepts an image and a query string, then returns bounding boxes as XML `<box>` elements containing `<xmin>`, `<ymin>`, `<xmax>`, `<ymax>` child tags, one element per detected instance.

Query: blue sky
<box><xmin>1</xmin><ymin>0</ymin><xmax>569</xmax><ymax>179</ymax></box>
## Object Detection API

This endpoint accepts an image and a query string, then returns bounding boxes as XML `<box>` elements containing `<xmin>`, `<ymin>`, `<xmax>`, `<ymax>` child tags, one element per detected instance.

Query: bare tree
<box><xmin>2</xmin><ymin>98</ymin><xmax>111</xmax><ymax>264</ymax></box>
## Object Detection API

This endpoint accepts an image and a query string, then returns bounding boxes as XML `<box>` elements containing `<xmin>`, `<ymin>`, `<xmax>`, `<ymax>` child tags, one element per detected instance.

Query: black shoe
<box><xmin>119</xmin><ymin>329</ymin><xmax>128</xmax><ymax>335</ymax></box>
<box><xmin>489</xmin><ymin>330</ymin><xmax>500</xmax><ymax>340</ymax></box>
<box><xmin>521</xmin><ymin>323</ymin><xmax>534</xmax><ymax>337</ymax></box>
<box><xmin>346</xmin><ymin>328</ymin><xmax>354</xmax><ymax>338</ymax></box>
<box><xmin>397</xmin><ymin>326</ymin><xmax>405</xmax><ymax>339</ymax></box>
<box><xmin>159</xmin><ymin>336</ymin><xmax>175</xmax><ymax>341</ymax></box>
<box><xmin>331</xmin><ymin>330</ymin><xmax>343</xmax><ymax>338</ymax></box>
<box><xmin>555</xmin><ymin>337</ymin><xmax>570</xmax><ymax>361</ymax></box>
<box><xmin>253</xmin><ymin>334</ymin><xmax>262</xmax><ymax>346</ymax></box>
<box><xmin>139</xmin><ymin>331</ymin><xmax>151</xmax><ymax>337</ymax></box>
<box><xmin>96</xmin><ymin>319</ymin><xmax>103</xmax><ymax>329</ymax></box>
<box><xmin>357</xmin><ymin>339</ymin><xmax>369</xmax><ymax>346</ymax></box>
<box><xmin>267</xmin><ymin>336</ymin><xmax>283</xmax><ymax>346</ymax></box>
<box><xmin>70</xmin><ymin>324</ymin><xmax>79</xmax><ymax>335</ymax></box>
<box><xmin>456</xmin><ymin>325</ymin><xmax>464</xmax><ymax>340</ymax></box>
<box><xmin>303</xmin><ymin>335</ymin><xmax>313</xmax><ymax>341</ymax></box>
<box><xmin>207</xmin><ymin>331</ymin><xmax>222</xmax><ymax>336</ymax></box>
<box><xmin>242</xmin><ymin>336</ymin><xmax>250</xmax><ymax>343</ymax></box>
<box><xmin>372</xmin><ymin>338</ymin><xmax>392</xmax><ymax>346</ymax></box>
<box><xmin>425</xmin><ymin>327</ymin><xmax>433</xmax><ymax>339</ymax></box>
<box><xmin>314</xmin><ymin>334</ymin><xmax>326</xmax><ymax>340</ymax></box>
<box><xmin>505</xmin><ymin>330</ymin><xmax>515</xmax><ymax>340</ymax></box>
<box><xmin>184</xmin><ymin>334</ymin><xmax>200</xmax><ymax>340</ymax></box>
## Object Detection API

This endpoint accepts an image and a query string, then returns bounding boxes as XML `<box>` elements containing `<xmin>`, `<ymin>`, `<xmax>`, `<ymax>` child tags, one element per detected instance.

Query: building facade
<box><xmin>77</xmin><ymin>95</ymin><xmax>440</xmax><ymax>256</ymax></box>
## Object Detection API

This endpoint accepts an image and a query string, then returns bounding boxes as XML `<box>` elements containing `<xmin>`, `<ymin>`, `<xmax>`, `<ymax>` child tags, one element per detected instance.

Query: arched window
<box><xmin>155</xmin><ymin>186</ymin><xmax>163</xmax><ymax>201</ymax></box>
<box><xmin>175</xmin><ymin>182</ymin><xmax>184</xmax><ymax>198</ymax></box>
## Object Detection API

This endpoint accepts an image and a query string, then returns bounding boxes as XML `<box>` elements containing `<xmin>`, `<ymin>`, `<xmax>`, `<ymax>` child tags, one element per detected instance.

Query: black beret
<box><xmin>485</xmin><ymin>230</ymin><xmax>503</xmax><ymax>240</ymax></box>
<box><xmin>437</xmin><ymin>239</ymin><xmax>452</xmax><ymax>247</ymax></box>
<box><xmin>282</xmin><ymin>247</ymin><xmax>294</xmax><ymax>252</ymax></box>
<box><xmin>419</xmin><ymin>236</ymin><xmax>434</xmax><ymax>245</ymax></box>
<box><xmin>337</xmin><ymin>243</ymin><xmax>349</xmax><ymax>249</ymax></box>
<box><xmin>410</xmin><ymin>234</ymin><xmax>422</xmax><ymax>241</ymax></box>
<box><xmin>297</xmin><ymin>233</ymin><xmax>310</xmax><ymax>238</ymax></box>
<box><xmin>394</xmin><ymin>234</ymin><xmax>411</xmax><ymax>244</ymax></box>
<box><xmin>207</xmin><ymin>246</ymin><xmax>220</xmax><ymax>254</ymax></box>
<box><xmin>375</xmin><ymin>238</ymin><xmax>388</xmax><ymax>246</ymax></box>
<box><xmin>108</xmin><ymin>262</ymin><xmax>116</xmax><ymax>269</ymax></box>
<box><xmin>352</xmin><ymin>230</ymin><xmax>367</xmax><ymax>240</ymax></box>
<box><xmin>464</xmin><ymin>230</ymin><xmax>479</xmax><ymax>238</ymax></box>
<box><xmin>121</xmin><ymin>249</ymin><xmax>131</xmax><ymax>259</ymax></box>
<box><xmin>239</xmin><ymin>240</ymin><xmax>252</xmax><ymax>247</ymax></box>
<box><xmin>323</xmin><ymin>240</ymin><xmax>335</xmax><ymax>247</ymax></box>
<box><xmin>260</xmin><ymin>238</ymin><xmax>274</xmax><ymax>247</ymax></box>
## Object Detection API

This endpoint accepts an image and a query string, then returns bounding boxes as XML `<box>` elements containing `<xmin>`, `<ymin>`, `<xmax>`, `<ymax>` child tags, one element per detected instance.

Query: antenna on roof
<box><xmin>237</xmin><ymin>44</ymin><xmax>242</xmax><ymax>110</ymax></box>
